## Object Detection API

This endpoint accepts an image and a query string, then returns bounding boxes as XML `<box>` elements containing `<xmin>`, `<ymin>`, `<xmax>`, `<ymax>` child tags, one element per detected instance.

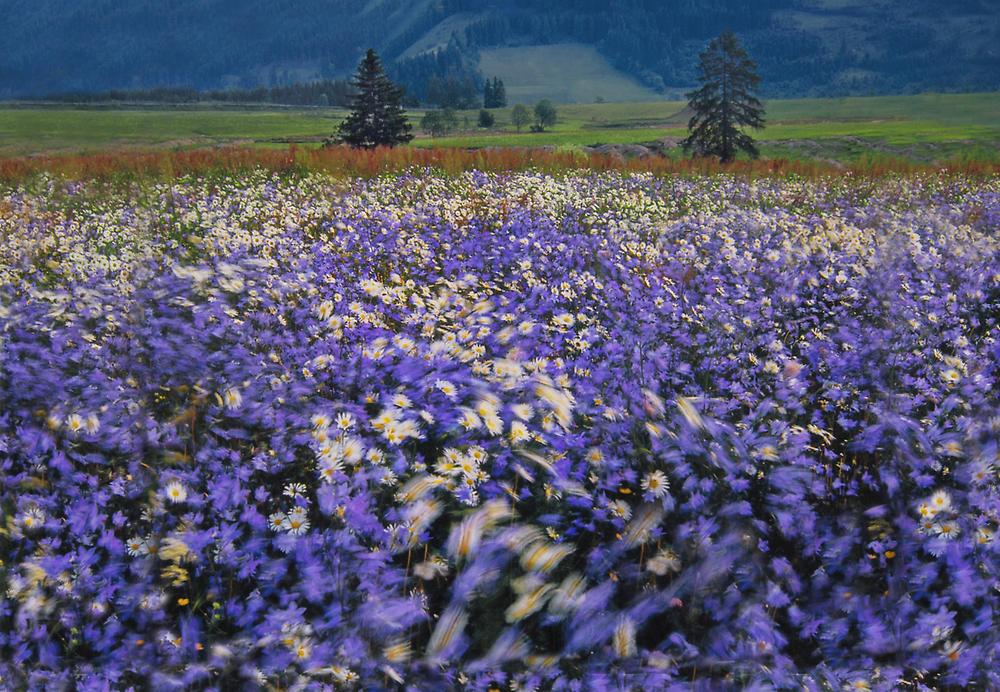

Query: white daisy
<box><xmin>341</xmin><ymin>436</ymin><xmax>364</xmax><ymax>464</ymax></box>
<box><xmin>318</xmin><ymin>457</ymin><xmax>345</xmax><ymax>483</ymax></box>
<box><xmin>223</xmin><ymin>387</ymin><xmax>243</xmax><ymax>410</ymax></box>
<box><xmin>18</xmin><ymin>506</ymin><xmax>46</xmax><ymax>531</ymax></box>
<box><xmin>928</xmin><ymin>490</ymin><xmax>952</xmax><ymax>515</ymax></box>
<box><xmin>509</xmin><ymin>420</ymin><xmax>530</xmax><ymax>444</ymax></box>
<box><xmin>66</xmin><ymin>414</ymin><xmax>84</xmax><ymax>434</ymax></box>
<box><xmin>934</xmin><ymin>521</ymin><xmax>960</xmax><ymax>540</ymax></box>
<box><xmin>283</xmin><ymin>483</ymin><xmax>308</xmax><ymax>499</ymax></box>
<box><xmin>609</xmin><ymin>499</ymin><xmax>632</xmax><ymax>520</ymax></box>
<box><xmin>435</xmin><ymin>380</ymin><xmax>457</xmax><ymax>398</ymax></box>
<box><xmin>641</xmin><ymin>470</ymin><xmax>670</xmax><ymax>499</ymax></box>
<box><xmin>285</xmin><ymin>507</ymin><xmax>310</xmax><ymax>536</ymax></box>
<box><xmin>164</xmin><ymin>481</ymin><xmax>188</xmax><ymax>504</ymax></box>
<box><xmin>311</xmin><ymin>413</ymin><xmax>332</xmax><ymax>430</ymax></box>
<box><xmin>268</xmin><ymin>512</ymin><xmax>287</xmax><ymax>532</ymax></box>
<box><xmin>126</xmin><ymin>536</ymin><xmax>150</xmax><ymax>556</ymax></box>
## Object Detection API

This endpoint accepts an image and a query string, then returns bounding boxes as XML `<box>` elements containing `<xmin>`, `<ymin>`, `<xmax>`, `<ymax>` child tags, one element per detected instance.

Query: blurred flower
<box><xmin>164</xmin><ymin>481</ymin><xmax>188</xmax><ymax>504</ymax></box>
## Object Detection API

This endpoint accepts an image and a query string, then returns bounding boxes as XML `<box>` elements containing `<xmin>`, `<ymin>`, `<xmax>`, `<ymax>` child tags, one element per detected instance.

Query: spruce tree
<box><xmin>337</xmin><ymin>49</ymin><xmax>412</xmax><ymax>149</ymax></box>
<box><xmin>682</xmin><ymin>31</ymin><xmax>765</xmax><ymax>163</ymax></box>
<box><xmin>484</xmin><ymin>77</ymin><xmax>507</xmax><ymax>108</ymax></box>
<box><xmin>484</xmin><ymin>79</ymin><xmax>495</xmax><ymax>109</ymax></box>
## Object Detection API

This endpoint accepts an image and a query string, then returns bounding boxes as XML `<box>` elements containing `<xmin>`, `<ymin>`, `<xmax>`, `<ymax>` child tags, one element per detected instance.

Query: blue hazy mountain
<box><xmin>0</xmin><ymin>0</ymin><xmax>997</xmax><ymax>100</ymax></box>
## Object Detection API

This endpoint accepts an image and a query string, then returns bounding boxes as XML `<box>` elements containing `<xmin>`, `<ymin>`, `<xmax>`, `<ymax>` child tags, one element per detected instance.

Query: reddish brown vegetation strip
<box><xmin>2</xmin><ymin>145</ymin><xmax>998</xmax><ymax>181</ymax></box>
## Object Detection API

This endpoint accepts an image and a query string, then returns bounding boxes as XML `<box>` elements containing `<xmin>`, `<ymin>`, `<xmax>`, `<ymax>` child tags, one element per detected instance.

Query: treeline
<box><xmin>39</xmin><ymin>72</ymin><xmax>508</xmax><ymax>111</ymax></box>
<box><xmin>390</xmin><ymin>42</ymin><xmax>481</xmax><ymax>108</ymax></box>
<box><xmin>40</xmin><ymin>77</ymin><xmax>508</xmax><ymax>114</ymax></box>
<box><xmin>40</xmin><ymin>81</ymin><xmax>355</xmax><ymax>107</ymax></box>
<box><xmin>2</xmin><ymin>0</ymin><xmax>997</xmax><ymax>101</ymax></box>
<box><xmin>421</xmin><ymin>100</ymin><xmax>555</xmax><ymax>137</ymax></box>
<box><xmin>461</xmin><ymin>1</ymin><xmax>782</xmax><ymax>91</ymax></box>
<box><xmin>453</xmin><ymin>0</ymin><xmax>998</xmax><ymax>97</ymax></box>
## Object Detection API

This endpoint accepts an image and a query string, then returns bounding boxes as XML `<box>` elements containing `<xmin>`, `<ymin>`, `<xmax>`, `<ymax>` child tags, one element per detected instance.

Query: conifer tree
<box><xmin>495</xmin><ymin>78</ymin><xmax>507</xmax><ymax>107</ymax></box>
<box><xmin>682</xmin><ymin>31</ymin><xmax>765</xmax><ymax>163</ymax></box>
<box><xmin>484</xmin><ymin>77</ymin><xmax>507</xmax><ymax>108</ymax></box>
<box><xmin>337</xmin><ymin>49</ymin><xmax>412</xmax><ymax>148</ymax></box>
<box><xmin>484</xmin><ymin>79</ymin><xmax>495</xmax><ymax>108</ymax></box>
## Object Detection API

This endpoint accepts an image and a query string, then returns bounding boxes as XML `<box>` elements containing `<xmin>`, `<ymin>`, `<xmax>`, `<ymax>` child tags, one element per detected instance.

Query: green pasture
<box><xmin>477</xmin><ymin>44</ymin><xmax>661</xmax><ymax>104</ymax></box>
<box><xmin>0</xmin><ymin>91</ymin><xmax>997</xmax><ymax>162</ymax></box>
<box><xmin>418</xmin><ymin>93</ymin><xmax>1000</xmax><ymax>150</ymax></box>
<box><xmin>0</xmin><ymin>108</ymin><xmax>346</xmax><ymax>154</ymax></box>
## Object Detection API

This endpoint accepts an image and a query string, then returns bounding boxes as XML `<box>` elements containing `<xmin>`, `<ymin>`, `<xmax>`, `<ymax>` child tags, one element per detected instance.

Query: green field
<box><xmin>0</xmin><ymin>108</ymin><xmax>344</xmax><ymax>154</ymax></box>
<box><xmin>478</xmin><ymin>44</ymin><xmax>661</xmax><ymax>104</ymax></box>
<box><xmin>417</xmin><ymin>93</ymin><xmax>1000</xmax><ymax>161</ymax></box>
<box><xmin>1</xmin><ymin>92</ymin><xmax>998</xmax><ymax>162</ymax></box>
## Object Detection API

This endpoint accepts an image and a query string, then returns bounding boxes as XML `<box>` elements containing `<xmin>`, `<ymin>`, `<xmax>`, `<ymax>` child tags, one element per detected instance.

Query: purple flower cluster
<box><xmin>1</xmin><ymin>171</ymin><xmax>999</xmax><ymax>689</ymax></box>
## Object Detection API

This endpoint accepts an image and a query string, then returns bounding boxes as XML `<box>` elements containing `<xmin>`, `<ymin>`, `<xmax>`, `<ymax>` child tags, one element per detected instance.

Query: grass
<box><xmin>413</xmin><ymin>123</ymin><xmax>996</xmax><ymax>149</ymax></box>
<box><xmin>416</xmin><ymin>93</ymin><xmax>1000</xmax><ymax>155</ymax></box>
<box><xmin>477</xmin><ymin>44</ymin><xmax>660</xmax><ymax>104</ymax></box>
<box><xmin>0</xmin><ymin>92</ymin><xmax>997</xmax><ymax>163</ymax></box>
<box><xmin>0</xmin><ymin>108</ymin><xmax>346</xmax><ymax>155</ymax></box>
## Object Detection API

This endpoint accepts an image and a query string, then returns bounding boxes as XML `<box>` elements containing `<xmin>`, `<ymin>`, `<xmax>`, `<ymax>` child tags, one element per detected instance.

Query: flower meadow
<box><xmin>0</xmin><ymin>170</ymin><xmax>999</xmax><ymax>690</ymax></box>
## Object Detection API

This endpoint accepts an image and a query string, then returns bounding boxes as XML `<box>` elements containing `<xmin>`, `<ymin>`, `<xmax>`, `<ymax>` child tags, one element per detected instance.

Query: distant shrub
<box><xmin>534</xmin><ymin>99</ymin><xmax>557</xmax><ymax>131</ymax></box>
<box><xmin>510</xmin><ymin>104</ymin><xmax>531</xmax><ymax>132</ymax></box>
<box><xmin>421</xmin><ymin>109</ymin><xmax>459</xmax><ymax>137</ymax></box>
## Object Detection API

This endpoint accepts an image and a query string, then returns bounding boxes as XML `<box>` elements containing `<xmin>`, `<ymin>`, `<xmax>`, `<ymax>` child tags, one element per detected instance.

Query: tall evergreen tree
<box><xmin>484</xmin><ymin>76</ymin><xmax>508</xmax><ymax>108</ymax></box>
<box><xmin>484</xmin><ymin>79</ymin><xmax>495</xmax><ymax>108</ymax></box>
<box><xmin>337</xmin><ymin>49</ymin><xmax>412</xmax><ymax>149</ymax></box>
<box><xmin>682</xmin><ymin>31</ymin><xmax>765</xmax><ymax>163</ymax></box>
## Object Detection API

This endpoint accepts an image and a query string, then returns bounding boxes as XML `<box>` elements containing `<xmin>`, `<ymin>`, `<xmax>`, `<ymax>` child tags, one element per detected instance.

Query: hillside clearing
<box><xmin>477</xmin><ymin>44</ymin><xmax>661</xmax><ymax>104</ymax></box>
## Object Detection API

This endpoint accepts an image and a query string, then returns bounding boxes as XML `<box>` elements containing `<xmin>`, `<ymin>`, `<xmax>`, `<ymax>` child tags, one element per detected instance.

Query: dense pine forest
<box><xmin>1</xmin><ymin>0</ymin><xmax>997</xmax><ymax>100</ymax></box>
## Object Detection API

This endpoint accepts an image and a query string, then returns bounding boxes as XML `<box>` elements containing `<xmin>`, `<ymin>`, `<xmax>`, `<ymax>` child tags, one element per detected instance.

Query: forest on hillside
<box><xmin>1</xmin><ymin>0</ymin><xmax>997</xmax><ymax>100</ymax></box>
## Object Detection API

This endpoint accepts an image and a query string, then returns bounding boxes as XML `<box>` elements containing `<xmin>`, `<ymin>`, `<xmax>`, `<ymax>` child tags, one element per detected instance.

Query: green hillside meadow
<box><xmin>477</xmin><ymin>44</ymin><xmax>661</xmax><ymax>104</ymax></box>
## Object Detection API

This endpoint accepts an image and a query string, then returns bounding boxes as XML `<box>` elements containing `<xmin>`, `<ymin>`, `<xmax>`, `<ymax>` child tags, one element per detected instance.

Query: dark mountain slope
<box><xmin>0</xmin><ymin>0</ymin><xmax>996</xmax><ymax>99</ymax></box>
